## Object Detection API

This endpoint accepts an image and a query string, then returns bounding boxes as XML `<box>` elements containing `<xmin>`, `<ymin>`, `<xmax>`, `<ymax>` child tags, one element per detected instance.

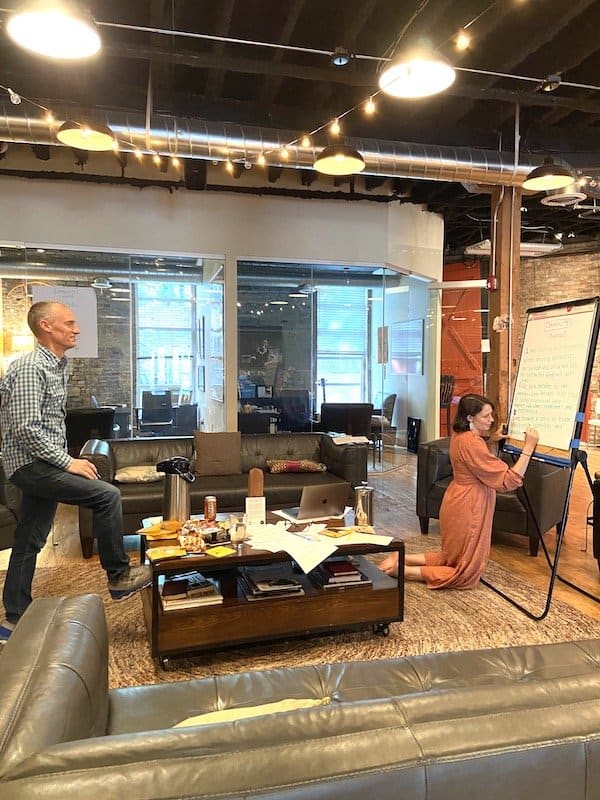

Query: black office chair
<box><xmin>174</xmin><ymin>403</ymin><xmax>198</xmax><ymax>435</ymax></box>
<box><xmin>65</xmin><ymin>407</ymin><xmax>116</xmax><ymax>457</ymax></box>
<box><xmin>277</xmin><ymin>389</ymin><xmax>311</xmax><ymax>432</ymax></box>
<box><xmin>138</xmin><ymin>391</ymin><xmax>174</xmax><ymax>435</ymax></box>
<box><xmin>238</xmin><ymin>412</ymin><xmax>271</xmax><ymax>434</ymax></box>
<box><xmin>371</xmin><ymin>393</ymin><xmax>397</xmax><ymax>465</ymax></box>
<box><xmin>317</xmin><ymin>403</ymin><xmax>374</xmax><ymax>437</ymax></box>
<box><xmin>440</xmin><ymin>375</ymin><xmax>455</xmax><ymax>435</ymax></box>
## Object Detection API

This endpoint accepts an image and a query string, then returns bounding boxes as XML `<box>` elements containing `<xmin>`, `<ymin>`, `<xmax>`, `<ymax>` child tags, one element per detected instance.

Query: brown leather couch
<box><xmin>78</xmin><ymin>432</ymin><xmax>367</xmax><ymax>558</ymax></box>
<box><xmin>3</xmin><ymin>594</ymin><xmax>600</xmax><ymax>799</ymax></box>
<box><xmin>416</xmin><ymin>436</ymin><xmax>570</xmax><ymax>556</ymax></box>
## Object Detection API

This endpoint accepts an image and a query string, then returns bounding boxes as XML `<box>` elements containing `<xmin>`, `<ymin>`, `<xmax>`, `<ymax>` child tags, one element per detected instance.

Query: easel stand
<box><xmin>481</xmin><ymin>448</ymin><xmax>600</xmax><ymax>621</ymax></box>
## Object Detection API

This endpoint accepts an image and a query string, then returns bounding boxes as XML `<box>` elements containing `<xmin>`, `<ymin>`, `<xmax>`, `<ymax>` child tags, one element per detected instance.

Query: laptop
<box><xmin>276</xmin><ymin>483</ymin><xmax>349</xmax><ymax>524</ymax></box>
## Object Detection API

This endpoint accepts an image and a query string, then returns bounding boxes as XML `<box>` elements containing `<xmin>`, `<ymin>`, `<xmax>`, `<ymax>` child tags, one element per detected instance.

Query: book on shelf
<box><xmin>159</xmin><ymin>573</ymin><xmax>223</xmax><ymax>611</ymax></box>
<box><xmin>310</xmin><ymin>560</ymin><xmax>372</xmax><ymax>590</ymax></box>
<box><xmin>238</xmin><ymin>574</ymin><xmax>305</xmax><ymax>602</ymax></box>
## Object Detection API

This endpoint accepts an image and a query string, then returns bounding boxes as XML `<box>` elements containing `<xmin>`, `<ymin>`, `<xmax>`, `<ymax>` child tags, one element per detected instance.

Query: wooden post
<box><xmin>486</xmin><ymin>186</ymin><xmax>522</xmax><ymax>424</ymax></box>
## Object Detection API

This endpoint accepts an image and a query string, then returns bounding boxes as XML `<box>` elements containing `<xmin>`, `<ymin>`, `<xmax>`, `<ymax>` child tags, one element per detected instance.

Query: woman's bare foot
<box><xmin>379</xmin><ymin>552</ymin><xmax>399</xmax><ymax>577</ymax></box>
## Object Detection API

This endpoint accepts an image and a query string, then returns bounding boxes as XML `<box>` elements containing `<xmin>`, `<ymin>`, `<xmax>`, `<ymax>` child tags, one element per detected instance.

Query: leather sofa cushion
<box><xmin>194</xmin><ymin>431</ymin><xmax>242</xmax><ymax>475</ymax></box>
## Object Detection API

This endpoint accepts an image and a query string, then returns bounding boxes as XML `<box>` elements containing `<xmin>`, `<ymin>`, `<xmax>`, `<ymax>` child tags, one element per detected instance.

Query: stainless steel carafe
<box><xmin>354</xmin><ymin>481</ymin><xmax>374</xmax><ymax>526</ymax></box>
<box><xmin>157</xmin><ymin>456</ymin><xmax>196</xmax><ymax>522</ymax></box>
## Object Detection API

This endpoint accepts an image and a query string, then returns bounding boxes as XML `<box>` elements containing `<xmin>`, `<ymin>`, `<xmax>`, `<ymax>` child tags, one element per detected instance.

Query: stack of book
<box><xmin>310</xmin><ymin>558</ymin><xmax>372</xmax><ymax>590</ymax></box>
<box><xmin>239</xmin><ymin>568</ymin><xmax>305</xmax><ymax>601</ymax></box>
<box><xmin>159</xmin><ymin>571</ymin><xmax>223</xmax><ymax>611</ymax></box>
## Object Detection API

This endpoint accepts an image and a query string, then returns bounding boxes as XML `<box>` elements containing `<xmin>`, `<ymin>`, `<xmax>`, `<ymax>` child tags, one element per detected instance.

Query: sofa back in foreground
<box><xmin>3</xmin><ymin>595</ymin><xmax>600</xmax><ymax>799</ymax></box>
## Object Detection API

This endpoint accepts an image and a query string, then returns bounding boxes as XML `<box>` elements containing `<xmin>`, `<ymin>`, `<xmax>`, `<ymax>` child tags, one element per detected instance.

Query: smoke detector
<box><xmin>540</xmin><ymin>184</ymin><xmax>587</xmax><ymax>207</ymax></box>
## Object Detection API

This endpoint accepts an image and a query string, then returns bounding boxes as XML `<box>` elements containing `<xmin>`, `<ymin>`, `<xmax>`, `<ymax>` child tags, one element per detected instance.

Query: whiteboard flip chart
<box><xmin>507</xmin><ymin>297</ymin><xmax>599</xmax><ymax>458</ymax></box>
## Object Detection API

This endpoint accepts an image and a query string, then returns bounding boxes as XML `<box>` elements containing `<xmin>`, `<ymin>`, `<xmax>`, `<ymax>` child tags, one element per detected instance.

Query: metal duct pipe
<box><xmin>0</xmin><ymin>104</ymin><xmax>538</xmax><ymax>187</ymax></box>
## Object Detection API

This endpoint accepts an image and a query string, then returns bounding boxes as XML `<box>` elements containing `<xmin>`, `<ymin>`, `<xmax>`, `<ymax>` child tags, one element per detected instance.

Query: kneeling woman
<box><xmin>379</xmin><ymin>393</ymin><xmax>539</xmax><ymax>589</ymax></box>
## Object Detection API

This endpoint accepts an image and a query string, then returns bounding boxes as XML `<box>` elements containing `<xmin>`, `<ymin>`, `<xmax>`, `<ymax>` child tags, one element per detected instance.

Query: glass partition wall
<box><xmin>237</xmin><ymin>260</ymin><xmax>430</xmax><ymax>465</ymax></box>
<box><xmin>0</xmin><ymin>246</ymin><xmax>225</xmax><ymax>437</ymax></box>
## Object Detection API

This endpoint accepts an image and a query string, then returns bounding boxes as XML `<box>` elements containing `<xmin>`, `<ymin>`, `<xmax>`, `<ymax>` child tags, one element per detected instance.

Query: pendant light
<box><xmin>379</xmin><ymin>48</ymin><xmax>456</xmax><ymax>99</ymax></box>
<box><xmin>313</xmin><ymin>144</ymin><xmax>366</xmax><ymax>176</ymax></box>
<box><xmin>7</xmin><ymin>0</ymin><xmax>101</xmax><ymax>59</ymax></box>
<box><xmin>522</xmin><ymin>157</ymin><xmax>575</xmax><ymax>192</ymax></box>
<box><xmin>56</xmin><ymin>121</ymin><xmax>116</xmax><ymax>151</ymax></box>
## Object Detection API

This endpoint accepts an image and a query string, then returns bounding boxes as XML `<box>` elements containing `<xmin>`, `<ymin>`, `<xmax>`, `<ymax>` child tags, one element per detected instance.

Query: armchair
<box><xmin>416</xmin><ymin>437</ymin><xmax>570</xmax><ymax>556</ymax></box>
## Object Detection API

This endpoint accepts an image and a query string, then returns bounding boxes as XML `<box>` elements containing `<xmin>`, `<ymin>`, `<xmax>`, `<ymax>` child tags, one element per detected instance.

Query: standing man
<box><xmin>0</xmin><ymin>301</ymin><xmax>151</xmax><ymax>644</ymax></box>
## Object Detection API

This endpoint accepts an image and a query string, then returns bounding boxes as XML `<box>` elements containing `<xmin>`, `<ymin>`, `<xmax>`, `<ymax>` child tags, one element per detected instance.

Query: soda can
<box><xmin>204</xmin><ymin>495</ymin><xmax>217</xmax><ymax>521</ymax></box>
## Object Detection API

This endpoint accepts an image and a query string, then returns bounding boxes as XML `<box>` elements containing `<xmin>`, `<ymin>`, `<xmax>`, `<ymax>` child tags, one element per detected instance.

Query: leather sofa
<box><xmin>416</xmin><ymin>436</ymin><xmax>571</xmax><ymax>556</ymax></box>
<box><xmin>3</xmin><ymin>594</ymin><xmax>600</xmax><ymax>799</ymax></box>
<box><xmin>78</xmin><ymin>432</ymin><xmax>367</xmax><ymax>558</ymax></box>
<box><xmin>0</xmin><ymin>457</ymin><xmax>20</xmax><ymax>552</ymax></box>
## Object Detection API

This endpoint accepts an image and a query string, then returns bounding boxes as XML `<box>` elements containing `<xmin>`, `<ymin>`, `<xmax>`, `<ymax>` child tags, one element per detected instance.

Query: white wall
<box><xmin>0</xmin><ymin>176</ymin><xmax>443</xmax><ymax>431</ymax></box>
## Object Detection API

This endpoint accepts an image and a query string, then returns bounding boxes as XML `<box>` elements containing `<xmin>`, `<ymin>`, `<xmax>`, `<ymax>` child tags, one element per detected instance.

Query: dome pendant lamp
<box><xmin>56</xmin><ymin>120</ymin><xmax>116</xmax><ymax>151</ymax></box>
<box><xmin>7</xmin><ymin>0</ymin><xmax>101</xmax><ymax>59</ymax></box>
<box><xmin>379</xmin><ymin>47</ymin><xmax>456</xmax><ymax>99</ymax></box>
<box><xmin>522</xmin><ymin>156</ymin><xmax>575</xmax><ymax>192</ymax></box>
<box><xmin>313</xmin><ymin>144</ymin><xmax>366</xmax><ymax>176</ymax></box>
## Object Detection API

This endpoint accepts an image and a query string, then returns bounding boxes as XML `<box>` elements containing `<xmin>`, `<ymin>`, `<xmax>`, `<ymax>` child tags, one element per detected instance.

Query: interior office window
<box><xmin>135</xmin><ymin>282</ymin><xmax>194</xmax><ymax>402</ymax></box>
<box><xmin>316</xmin><ymin>286</ymin><xmax>367</xmax><ymax>403</ymax></box>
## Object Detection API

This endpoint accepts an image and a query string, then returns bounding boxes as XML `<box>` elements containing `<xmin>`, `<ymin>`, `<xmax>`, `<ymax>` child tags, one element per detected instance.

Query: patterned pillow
<box><xmin>266</xmin><ymin>459</ymin><xmax>327</xmax><ymax>474</ymax></box>
<box><xmin>114</xmin><ymin>465</ymin><xmax>165</xmax><ymax>483</ymax></box>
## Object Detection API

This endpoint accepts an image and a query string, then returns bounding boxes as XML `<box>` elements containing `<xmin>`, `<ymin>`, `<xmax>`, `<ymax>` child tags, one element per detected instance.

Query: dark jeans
<box><xmin>3</xmin><ymin>460</ymin><xmax>129</xmax><ymax>623</ymax></box>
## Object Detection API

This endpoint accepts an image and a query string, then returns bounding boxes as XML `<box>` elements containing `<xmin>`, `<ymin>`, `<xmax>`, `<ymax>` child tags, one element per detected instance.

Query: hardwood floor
<box><xmin>2</xmin><ymin>442</ymin><xmax>600</xmax><ymax>622</ymax></box>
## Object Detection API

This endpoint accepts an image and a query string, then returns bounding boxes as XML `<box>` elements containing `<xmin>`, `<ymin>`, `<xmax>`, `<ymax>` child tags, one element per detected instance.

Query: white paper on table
<box><xmin>321</xmin><ymin>532</ymin><xmax>395</xmax><ymax>546</ymax></box>
<box><xmin>245</xmin><ymin>522</ymin><xmax>338</xmax><ymax>573</ymax></box>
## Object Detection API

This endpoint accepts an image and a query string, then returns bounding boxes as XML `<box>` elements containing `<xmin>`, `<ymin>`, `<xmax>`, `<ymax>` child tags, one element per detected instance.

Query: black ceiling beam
<box><xmin>258</xmin><ymin>0</ymin><xmax>306</xmax><ymax>108</ymax></box>
<box><xmin>204</xmin><ymin>0</ymin><xmax>236</xmax><ymax>101</ymax></box>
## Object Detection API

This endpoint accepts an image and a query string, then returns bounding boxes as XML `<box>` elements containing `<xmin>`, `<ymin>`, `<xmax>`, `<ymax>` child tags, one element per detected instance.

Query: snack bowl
<box><xmin>178</xmin><ymin>531</ymin><xmax>207</xmax><ymax>553</ymax></box>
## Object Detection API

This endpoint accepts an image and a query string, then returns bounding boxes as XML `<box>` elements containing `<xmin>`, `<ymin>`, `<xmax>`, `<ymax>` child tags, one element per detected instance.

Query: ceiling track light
<box><xmin>379</xmin><ymin>48</ymin><xmax>456</xmax><ymax>98</ymax></box>
<box><xmin>56</xmin><ymin>120</ymin><xmax>116</xmax><ymax>151</ymax></box>
<box><xmin>522</xmin><ymin>156</ymin><xmax>575</xmax><ymax>192</ymax></box>
<box><xmin>539</xmin><ymin>74</ymin><xmax>561</xmax><ymax>93</ymax></box>
<box><xmin>313</xmin><ymin>144</ymin><xmax>365</xmax><ymax>176</ymax></box>
<box><xmin>7</xmin><ymin>0</ymin><xmax>102</xmax><ymax>59</ymax></box>
<box><xmin>330</xmin><ymin>46</ymin><xmax>351</xmax><ymax>67</ymax></box>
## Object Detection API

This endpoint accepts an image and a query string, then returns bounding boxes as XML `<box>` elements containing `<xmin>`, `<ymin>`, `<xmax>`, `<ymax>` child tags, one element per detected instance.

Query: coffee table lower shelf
<box><xmin>141</xmin><ymin>542</ymin><xmax>404</xmax><ymax>666</ymax></box>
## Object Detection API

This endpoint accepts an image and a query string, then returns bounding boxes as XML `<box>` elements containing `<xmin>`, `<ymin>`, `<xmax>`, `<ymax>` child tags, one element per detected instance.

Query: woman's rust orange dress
<box><xmin>421</xmin><ymin>430</ymin><xmax>523</xmax><ymax>589</ymax></box>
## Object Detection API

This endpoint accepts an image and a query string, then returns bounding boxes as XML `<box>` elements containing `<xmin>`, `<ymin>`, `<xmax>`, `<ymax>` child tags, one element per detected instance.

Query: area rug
<box><xmin>4</xmin><ymin>540</ymin><xmax>600</xmax><ymax>689</ymax></box>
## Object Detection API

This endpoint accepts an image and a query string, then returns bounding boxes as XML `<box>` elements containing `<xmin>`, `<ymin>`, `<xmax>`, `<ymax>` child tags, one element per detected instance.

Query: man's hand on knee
<box><xmin>67</xmin><ymin>458</ymin><xmax>99</xmax><ymax>480</ymax></box>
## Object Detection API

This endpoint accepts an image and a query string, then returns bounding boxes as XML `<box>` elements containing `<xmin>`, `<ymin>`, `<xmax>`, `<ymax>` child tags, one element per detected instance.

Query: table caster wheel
<box><xmin>160</xmin><ymin>656</ymin><xmax>170</xmax><ymax>669</ymax></box>
<box><xmin>372</xmin><ymin>623</ymin><xmax>390</xmax><ymax>637</ymax></box>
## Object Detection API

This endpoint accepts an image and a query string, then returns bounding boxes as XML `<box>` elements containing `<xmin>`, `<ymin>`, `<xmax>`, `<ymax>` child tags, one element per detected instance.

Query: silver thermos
<box><xmin>354</xmin><ymin>481</ymin><xmax>374</xmax><ymax>526</ymax></box>
<box><xmin>157</xmin><ymin>457</ymin><xmax>196</xmax><ymax>522</ymax></box>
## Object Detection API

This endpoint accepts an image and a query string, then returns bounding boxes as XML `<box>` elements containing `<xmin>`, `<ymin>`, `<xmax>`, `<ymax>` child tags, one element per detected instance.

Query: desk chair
<box><xmin>65</xmin><ymin>408</ymin><xmax>116</xmax><ymax>457</ymax></box>
<box><xmin>371</xmin><ymin>393</ymin><xmax>397</xmax><ymax>465</ymax></box>
<box><xmin>318</xmin><ymin>403</ymin><xmax>373</xmax><ymax>437</ymax></box>
<box><xmin>139</xmin><ymin>391</ymin><xmax>174</xmax><ymax>436</ymax></box>
<box><xmin>238</xmin><ymin>412</ymin><xmax>271</xmax><ymax>434</ymax></box>
<box><xmin>277</xmin><ymin>389</ymin><xmax>311</xmax><ymax>432</ymax></box>
<box><xmin>440</xmin><ymin>375</ymin><xmax>455</xmax><ymax>435</ymax></box>
<box><xmin>174</xmin><ymin>403</ymin><xmax>198</xmax><ymax>435</ymax></box>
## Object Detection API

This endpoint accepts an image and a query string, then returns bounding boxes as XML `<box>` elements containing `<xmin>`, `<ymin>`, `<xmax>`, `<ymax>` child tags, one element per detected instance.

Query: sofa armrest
<box><xmin>416</xmin><ymin>437</ymin><xmax>452</xmax><ymax>517</ymax></box>
<box><xmin>319</xmin><ymin>434</ymin><xmax>367</xmax><ymax>489</ymax></box>
<box><xmin>79</xmin><ymin>438</ymin><xmax>116</xmax><ymax>482</ymax></box>
<box><xmin>518</xmin><ymin>458</ymin><xmax>570</xmax><ymax>534</ymax></box>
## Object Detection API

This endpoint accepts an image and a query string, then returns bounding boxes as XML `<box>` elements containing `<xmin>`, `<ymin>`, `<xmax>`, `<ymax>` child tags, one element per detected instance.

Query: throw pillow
<box><xmin>194</xmin><ymin>430</ymin><xmax>242</xmax><ymax>476</ymax></box>
<box><xmin>173</xmin><ymin>696</ymin><xmax>331</xmax><ymax>728</ymax></box>
<box><xmin>114</xmin><ymin>465</ymin><xmax>165</xmax><ymax>483</ymax></box>
<box><xmin>266</xmin><ymin>459</ymin><xmax>327</xmax><ymax>474</ymax></box>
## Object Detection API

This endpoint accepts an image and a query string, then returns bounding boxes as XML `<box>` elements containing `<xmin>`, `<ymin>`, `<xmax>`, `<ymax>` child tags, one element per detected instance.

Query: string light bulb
<box><xmin>172</xmin><ymin>156</ymin><xmax>180</xmax><ymax>168</ymax></box>
<box><xmin>257</xmin><ymin>153</ymin><xmax>266</xmax><ymax>166</ymax></box>
<box><xmin>153</xmin><ymin>154</ymin><xmax>161</xmax><ymax>166</ymax></box>
<box><xmin>455</xmin><ymin>29</ymin><xmax>471</xmax><ymax>51</ymax></box>
<box><xmin>330</xmin><ymin>118</ymin><xmax>341</xmax><ymax>136</ymax></box>
<box><xmin>225</xmin><ymin>159</ymin><xmax>234</xmax><ymax>174</ymax></box>
<box><xmin>364</xmin><ymin>96</ymin><xmax>376</xmax><ymax>115</ymax></box>
<box><xmin>134</xmin><ymin>148</ymin><xmax>143</xmax><ymax>161</ymax></box>
<box><xmin>8</xmin><ymin>88</ymin><xmax>22</xmax><ymax>105</ymax></box>
<box><xmin>301</xmin><ymin>135</ymin><xmax>311</xmax><ymax>148</ymax></box>
<box><xmin>281</xmin><ymin>146</ymin><xmax>289</xmax><ymax>160</ymax></box>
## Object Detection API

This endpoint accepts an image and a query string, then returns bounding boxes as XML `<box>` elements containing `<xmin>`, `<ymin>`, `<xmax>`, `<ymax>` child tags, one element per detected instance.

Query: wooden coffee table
<box><xmin>140</xmin><ymin>524</ymin><xmax>404</xmax><ymax>667</ymax></box>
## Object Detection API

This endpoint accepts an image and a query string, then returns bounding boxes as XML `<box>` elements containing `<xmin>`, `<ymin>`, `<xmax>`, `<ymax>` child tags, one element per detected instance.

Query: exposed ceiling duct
<box><xmin>0</xmin><ymin>104</ymin><xmax>540</xmax><ymax>188</ymax></box>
